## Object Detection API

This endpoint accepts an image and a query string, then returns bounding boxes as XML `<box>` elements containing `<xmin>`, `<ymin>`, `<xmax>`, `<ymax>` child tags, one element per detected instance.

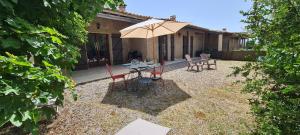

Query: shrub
<box><xmin>0</xmin><ymin>0</ymin><xmax>123</xmax><ymax>134</ymax></box>
<box><xmin>233</xmin><ymin>0</ymin><xmax>300</xmax><ymax>134</ymax></box>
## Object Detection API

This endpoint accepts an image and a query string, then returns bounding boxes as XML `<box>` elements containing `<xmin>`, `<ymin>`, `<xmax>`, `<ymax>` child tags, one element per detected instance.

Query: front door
<box><xmin>112</xmin><ymin>34</ymin><xmax>123</xmax><ymax>64</ymax></box>
<box><xmin>86</xmin><ymin>33</ymin><xmax>110</xmax><ymax>67</ymax></box>
<box><xmin>182</xmin><ymin>36</ymin><xmax>189</xmax><ymax>58</ymax></box>
<box><xmin>223</xmin><ymin>37</ymin><xmax>230</xmax><ymax>51</ymax></box>
<box><xmin>158</xmin><ymin>35</ymin><xmax>168</xmax><ymax>63</ymax></box>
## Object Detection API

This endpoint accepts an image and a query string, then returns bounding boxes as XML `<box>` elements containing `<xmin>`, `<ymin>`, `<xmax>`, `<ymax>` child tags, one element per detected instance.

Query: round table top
<box><xmin>122</xmin><ymin>62</ymin><xmax>160</xmax><ymax>70</ymax></box>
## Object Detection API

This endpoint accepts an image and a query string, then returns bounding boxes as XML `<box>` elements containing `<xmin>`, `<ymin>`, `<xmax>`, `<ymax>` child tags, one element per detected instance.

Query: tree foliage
<box><xmin>0</xmin><ymin>0</ymin><xmax>123</xmax><ymax>134</ymax></box>
<box><xmin>233</xmin><ymin>0</ymin><xmax>300</xmax><ymax>134</ymax></box>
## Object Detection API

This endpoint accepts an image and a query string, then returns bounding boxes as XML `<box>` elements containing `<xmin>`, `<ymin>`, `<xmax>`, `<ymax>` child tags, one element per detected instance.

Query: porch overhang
<box><xmin>97</xmin><ymin>13</ymin><xmax>144</xmax><ymax>23</ymax></box>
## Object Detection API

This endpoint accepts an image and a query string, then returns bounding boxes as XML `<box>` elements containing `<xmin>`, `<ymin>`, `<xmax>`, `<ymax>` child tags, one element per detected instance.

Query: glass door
<box><xmin>158</xmin><ymin>35</ymin><xmax>168</xmax><ymax>63</ymax></box>
<box><xmin>86</xmin><ymin>33</ymin><xmax>110</xmax><ymax>67</ymax></box>
<box><xmin>190</xmin><ymin>36</ymin><xmax>194</xmax><ymax>57</ymax></box>
<box><xmin>182</xmin><ymin>36</ymin><xmax>189</xmax><ymax>58</ymax></box>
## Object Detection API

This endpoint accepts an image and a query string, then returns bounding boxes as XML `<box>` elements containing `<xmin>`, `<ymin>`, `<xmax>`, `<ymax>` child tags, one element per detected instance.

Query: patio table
<box><xmin>122</xmin><ymin>62</ymin><xmax>160</xmax><ymax>93</ymax></box>
<box><xmin>122</xmin><ymin>62</ymin><xmax>160</xmax><ymax>78</ymax></box>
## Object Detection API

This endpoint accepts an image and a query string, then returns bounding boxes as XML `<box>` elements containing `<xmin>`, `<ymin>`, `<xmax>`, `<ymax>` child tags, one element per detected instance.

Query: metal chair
<box><xmin>150</xmin><ymin>61</ymin><xmax>165</xmax><ymax>87</ymax></box>
<box><xmin>106</xmin><ymin>64</ymin><xmax>127</xmax><ymax>90</ymax></box>
<box><xmin>150</xmin><ymin>61</ymin><xmax>165</xmax><ymax>78</ymax></box>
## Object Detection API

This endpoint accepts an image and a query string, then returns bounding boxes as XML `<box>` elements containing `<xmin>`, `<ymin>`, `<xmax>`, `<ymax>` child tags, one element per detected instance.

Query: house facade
<box><xmin>75</xmin><ymin>8</ymin><xmax>248</xmax><ymax>70</ymax></box>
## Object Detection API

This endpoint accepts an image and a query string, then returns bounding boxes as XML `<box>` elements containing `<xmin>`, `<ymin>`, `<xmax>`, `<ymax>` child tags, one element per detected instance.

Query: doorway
<box><xmin>223</xmin><ymin>37</ymin><xmax>230</xmax><ymax>51</ymax></box>
<box><xmin>112</xmin><ymin>34</ymin><xmax>123</xmax><ymax>64</ymax></box>
<box><xmin>182</xmin><ymin>36</ymin><xmax>189</xmax><ymax>58</ymax></box>
<box><xmin>86</xmin><ymin>33</ymin><xmax>110</xmax><ymax>67</ymax></box>
<box><xmin>158</xmin><ymin>35</ymin><xmax>168</xmax><ymax>63</ymax></box>
<box><xmin>190</xmin><ymin>36</ymin><xmax>194</xmax><ymax>57</ymax></box>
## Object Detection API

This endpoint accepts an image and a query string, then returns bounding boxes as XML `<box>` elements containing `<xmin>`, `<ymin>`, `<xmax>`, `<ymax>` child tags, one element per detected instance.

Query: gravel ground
<box><xmin>45</xmin><ymin>60</ymin><xmax>255</xmax><ymax>135</ymax></box>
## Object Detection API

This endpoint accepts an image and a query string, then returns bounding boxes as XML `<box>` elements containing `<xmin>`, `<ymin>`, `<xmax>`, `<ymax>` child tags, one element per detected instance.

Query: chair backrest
<box><xmin>185</xmin><ymin>54</ymin><xmax>192</xmax><ymax>62</ymax></box>
<box><xmin>159</xmin><ymin>61</ymin><xmax>165</xmax><ymax>73</ymax></box>
<box><xmin>105</xmin><ymin>64</ymin><xmax>113</xmax><ymax>77</ymax></box>
<box><xmin>185</xmin><ymin>54</ymin><xmax>194</xmax><ymax>65</ymax></box>
<box><xmin>200</xmin><ymin>53</ymin><xmax>210</xmax><ymax>60</ymax></box>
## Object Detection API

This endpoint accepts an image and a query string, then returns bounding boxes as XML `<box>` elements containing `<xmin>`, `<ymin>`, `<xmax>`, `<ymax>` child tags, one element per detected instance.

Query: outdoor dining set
<box><xmin>106</xmin><ymin>53</ymin><xmax>217</xmax><ymax>95</ymax></box>
<box><xmin>106</xmin><ymin>59</ymin><xmax>165</xmax><ymax>93</ymax></box>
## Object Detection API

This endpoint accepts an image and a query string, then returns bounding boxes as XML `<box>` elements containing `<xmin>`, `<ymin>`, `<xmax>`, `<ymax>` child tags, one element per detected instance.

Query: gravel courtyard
<box><xmin>45</xmin><ymin>60</ymin><xmax>255</xmax><ymax>135</ymax></box>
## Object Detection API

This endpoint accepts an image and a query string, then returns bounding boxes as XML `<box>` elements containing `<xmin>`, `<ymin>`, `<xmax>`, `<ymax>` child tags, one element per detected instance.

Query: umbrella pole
<box><xmin>152</xmin><ymin>33</ymin><xmax>156</xmax><ymax>78</ymax></box>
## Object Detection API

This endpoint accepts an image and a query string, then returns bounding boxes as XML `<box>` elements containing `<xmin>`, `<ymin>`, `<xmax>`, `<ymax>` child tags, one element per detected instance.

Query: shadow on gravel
<box><xmin>101</xmin><ymin>79</ymin><xmax>191</xmax><ymax>116</ymax></box>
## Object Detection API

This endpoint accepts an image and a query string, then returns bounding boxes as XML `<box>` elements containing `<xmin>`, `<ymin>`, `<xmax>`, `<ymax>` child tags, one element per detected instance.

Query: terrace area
<box><xmin>45</xmin><ymin>60</ymin><xmax>255</xmax><ymax>135</ymax></box>
<box><xmin>71</xmin><ymin>59</ymin><xmax>188</xmax><ymax>84</ymax></box>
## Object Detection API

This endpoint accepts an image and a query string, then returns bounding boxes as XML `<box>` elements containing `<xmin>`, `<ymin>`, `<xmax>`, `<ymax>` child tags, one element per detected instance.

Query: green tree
<box><xmin>0</xmin><ymin>0</ymin><xmax>123</xmax><ymax>134</ymax></box>
<box><xmin>232</xmin><ymin>0</ymin><xmax>300</xmax><ymax>134</ymax></box>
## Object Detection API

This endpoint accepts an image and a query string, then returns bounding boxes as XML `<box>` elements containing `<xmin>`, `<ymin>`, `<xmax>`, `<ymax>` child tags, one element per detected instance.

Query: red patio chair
<box><xmin>150</xmin><ymin>61</ymin><xmax>165</xmax><ymax>78</ymax></box>
<box><xmin>106</xmin><ymin>64</ymin><xmax>127</xmax><ymax>90</ymax></box>
<box><xmin>150</xmin><ymin>61</ymin><xmax>165</xmax><ymax>86</ymax></box>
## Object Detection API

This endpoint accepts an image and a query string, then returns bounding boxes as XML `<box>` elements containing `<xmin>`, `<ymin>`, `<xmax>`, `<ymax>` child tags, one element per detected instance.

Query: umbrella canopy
<box><xmin>120</xmin><ymin>19</ymin><xmax>188</xmax><ymax>78</ymax></box>
<box><xmin>120</xmin><ymin>19</ymin><xmax>189</xmax><ymax>65</ymax></box>
<box><xmin>120</xmin><ymin>19</ymin><xmax>189</xmax><ymax>38</ymax></box>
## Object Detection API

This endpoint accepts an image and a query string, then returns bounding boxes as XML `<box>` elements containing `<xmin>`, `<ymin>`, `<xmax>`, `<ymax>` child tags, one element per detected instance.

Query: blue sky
<box><xmin>123</xmin><ymin>0</ymin><xmax>252</xmax><ymax>32</ymax></box>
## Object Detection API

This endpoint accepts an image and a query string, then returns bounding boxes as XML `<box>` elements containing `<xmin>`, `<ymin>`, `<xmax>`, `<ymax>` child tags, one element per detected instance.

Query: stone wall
<box><xmin>215</xmin><ymin>51</ymin><xmax>265</xmax><ymax>61</ymax></box>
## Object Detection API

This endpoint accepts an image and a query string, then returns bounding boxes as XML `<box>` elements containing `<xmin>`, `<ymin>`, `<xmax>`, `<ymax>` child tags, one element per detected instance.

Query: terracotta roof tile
<box><xmin>102</xmin><ymin>9</ymin><xmax>152</xmax><ymax>21</ymax></box>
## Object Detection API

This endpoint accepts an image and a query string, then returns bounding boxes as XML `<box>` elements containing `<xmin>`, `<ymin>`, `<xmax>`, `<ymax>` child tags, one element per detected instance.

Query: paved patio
<box><xmin>71</xmin><ymin>59</ymin><xmax>189</xmax><ymax>84</ymax></box>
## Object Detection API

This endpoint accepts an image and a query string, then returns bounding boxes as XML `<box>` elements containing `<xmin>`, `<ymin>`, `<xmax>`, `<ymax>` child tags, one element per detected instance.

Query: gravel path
<box><xmin>45</xmin><ymin>60</ymin><xmax>254</xmax><ymax>135</ymax></box>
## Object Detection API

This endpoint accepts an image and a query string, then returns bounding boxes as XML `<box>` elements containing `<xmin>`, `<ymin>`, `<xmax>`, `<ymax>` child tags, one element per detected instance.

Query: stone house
<box><xmin>76</xmin><ymin>7</ymin><xmax>248</xmax><ymax>70</ymax></box>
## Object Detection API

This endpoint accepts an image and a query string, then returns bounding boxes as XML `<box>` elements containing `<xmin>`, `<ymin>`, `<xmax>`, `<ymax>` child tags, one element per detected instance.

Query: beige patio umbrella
<box><xmin>120</xmin><ymin>19</ymin><xmax>189</xmax><ymax>63</ymax></box>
